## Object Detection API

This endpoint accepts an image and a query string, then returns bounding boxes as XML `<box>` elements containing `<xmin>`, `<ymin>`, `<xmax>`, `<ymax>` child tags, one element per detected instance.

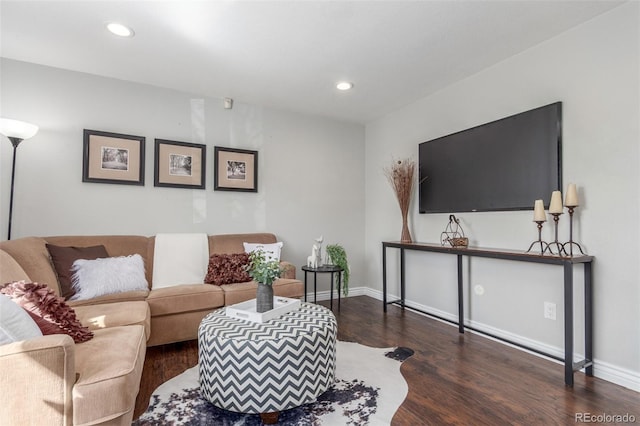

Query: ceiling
<box><xmin>0</xmin><ymin>1</ymin><xmax>625</xmax><ymax>124</ymax></box>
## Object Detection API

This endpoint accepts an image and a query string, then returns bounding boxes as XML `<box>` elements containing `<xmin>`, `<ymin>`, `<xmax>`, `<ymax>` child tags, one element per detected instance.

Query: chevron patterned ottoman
<box><xmin>198</xmin><ymin>302</ymin><xmax>337</xmax><ymax>423</ymax></box>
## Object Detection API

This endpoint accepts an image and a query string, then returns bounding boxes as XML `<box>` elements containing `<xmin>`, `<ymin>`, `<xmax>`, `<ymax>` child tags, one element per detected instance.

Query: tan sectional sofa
<box><xmin>0</xmin><ymin>232</ymin><xmax>303</xmax><ymax>426</ymax></box>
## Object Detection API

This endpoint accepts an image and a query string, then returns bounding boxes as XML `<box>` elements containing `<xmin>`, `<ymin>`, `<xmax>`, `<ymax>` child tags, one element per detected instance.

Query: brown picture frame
<box><xmin>214</xmin><ymin>146</ymin><xmax>258</xmax><ymax>192</ymax></box>
<box><xmin>154</xmin><ymin>139</ymin><xmax>206</xmax><ymax>189</ymax></box>
<box><xmin>82</xmin><ymin>129</ymin><xmax>145</xmax><ymax>186</ymax></box>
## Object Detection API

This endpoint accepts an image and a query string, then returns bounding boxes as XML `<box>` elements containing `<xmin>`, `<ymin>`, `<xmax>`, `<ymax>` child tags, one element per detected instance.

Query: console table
<box><xmin>381</xmin><ymin>241</ymin><xmax>594</xmax><ymax>386</ymax></box>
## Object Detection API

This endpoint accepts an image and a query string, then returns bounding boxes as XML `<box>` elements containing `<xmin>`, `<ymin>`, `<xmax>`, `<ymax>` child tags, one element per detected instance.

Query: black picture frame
<box><xmin>214</xmin><ymin>146</ymin><xmax>258</xmax><ymax>192</ymax></box>
<box><xmin>82</xmin><ymin>129</ymin><xmax>145</xmax><ymax>186</ymax></box>
<box><xmin>154</xmin><ymin>139</ymin><xmax>206</xmax><ymax>189</ymax></box>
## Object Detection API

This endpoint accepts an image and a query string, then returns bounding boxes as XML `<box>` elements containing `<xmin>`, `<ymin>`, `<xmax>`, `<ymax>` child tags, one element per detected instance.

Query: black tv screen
<box><xmin>418</xmin><ymin>102</ymin><xmax>562</xmax><ymax>213</ymax></box>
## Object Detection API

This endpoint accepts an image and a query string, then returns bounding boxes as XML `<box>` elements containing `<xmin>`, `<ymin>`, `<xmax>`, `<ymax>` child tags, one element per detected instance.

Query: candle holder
<box><xmin>526</xmin><ymin>221</ymin><xmax>551</xmax><ymax>255</ymax></box>
<box><xmin>548</xmin><ymin>213</ymin><xmax>567</xmax><ymax>256</ymax></box>
<box><xmin>562</xmin><ymin>206</ymin><xmax>585</xmax><ymax>257</ymax></box>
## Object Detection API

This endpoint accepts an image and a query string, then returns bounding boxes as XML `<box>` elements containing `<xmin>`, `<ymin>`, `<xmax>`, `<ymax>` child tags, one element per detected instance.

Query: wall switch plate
<box><xmin>544</xmin><ymin>301</ymin><xmax>557</xmax><ymax>320</ymax></box>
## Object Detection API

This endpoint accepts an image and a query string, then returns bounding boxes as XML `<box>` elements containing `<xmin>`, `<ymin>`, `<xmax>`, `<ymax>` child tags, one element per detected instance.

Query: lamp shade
<box><xmin>0</xmin><ymin>118</ymin><xmax>39</xmax><ymax>140</ymax></box>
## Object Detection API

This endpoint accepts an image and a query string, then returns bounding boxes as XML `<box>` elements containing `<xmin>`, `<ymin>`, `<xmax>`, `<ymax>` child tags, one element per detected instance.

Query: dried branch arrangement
<box><xmin>384</xmin><ymin>157</ymin><xmax>416</xmax><ymax>242</ymax></box>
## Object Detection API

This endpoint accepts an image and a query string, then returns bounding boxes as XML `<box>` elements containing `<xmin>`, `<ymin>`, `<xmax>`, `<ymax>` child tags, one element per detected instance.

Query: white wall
<box><xmin>365</xmin><ymin>2</ymin><xmax>639</xmax><ymax>390</ymax></box>
<box><xmin>0</xmin><ymin>59</ymin><xmax>366</xmax><ymax>294</ymax></box>
<box><xmin>1</xmin><ymin>3</ymin><xmax>637</xmax><ymax>392</ymax></box>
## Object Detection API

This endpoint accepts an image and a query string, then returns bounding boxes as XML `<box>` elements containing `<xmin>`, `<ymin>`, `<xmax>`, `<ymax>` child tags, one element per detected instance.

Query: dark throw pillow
<box><xmin>46</xmin><ymin>244</ymin><xmax>109</xmax><ymax>299</ymax></box>
<box><xmin>204</xmin><ymin>253</ymin><xmax>251</xmax><ymax>285</ymax></box>
<box><xmin>0</xmin><ymin>281</ymin><xmax>93</xmax><ymax>343</ymax></box>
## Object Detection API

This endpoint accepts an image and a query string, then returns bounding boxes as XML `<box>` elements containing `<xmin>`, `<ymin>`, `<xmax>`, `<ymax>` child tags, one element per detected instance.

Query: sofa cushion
<box><xmin>0</xmin><ymin>281</ymin><xmax>93</xmax><ymax>343</ymax></box>
<box><xmin>67</xmin><ymin>290</ymin><xmax>149</xmax><ymax>307</ymax></box>
<box><xmin>221</xmin><ymin>278</ymin><xmax>303</xmax><ymax>306</ymax></box>
<box><xmin>204</xmin><ymin>253</ymin><xmax>251</xmax><ymax>285</ymax></box>
<box><xmin>46</xmin><ymin>244</ymin><xmax>109</xmax><ymax>300</ymax></box>
<box><xmin>0</xmin><ymin>249</ymin><xmax>31</xmax><ymax>284</ymax></box>
<box><xmin>0</xmin><ymin>293</ymin><xmax>43</xmax><ymax>344</ymax></box>
<box><xmin>73</xmin><ymin>325</ymin><xmax>146</xmax><ymax>426</ymax></box>
<box><xmin>209</xmin><ymin>233</ymin><xmax>277</xmax><ymax>255</ymax></box>
<box><xmin>73</xmin><ymin>301</ymin><xmax>151</xmax><ymax>339</ymax></box>
<box><xmin>280</xmin><ymin>261</ymin><xmax>297</xmax><ymax>280</ymax></box>
<box><xmin>70</xmin><ymin>254</ymin><xmax>148</xmax><ymax>301</ymax></box>
<box><xmin>0</xmin><ymin>237</ymin><xmax>61</xmax><ymax>295</ymax></box>
<box><xmin>147</xmin><ymin>284</ymin><xmax>224</xmax><ymax>317</ymax></box>
<box><xmin>147</xmin><ymin>310</ymin><xmax>212</xmax><ymax>347</ymax></box>
<box><xmin>45</xmin><ymin>235</ymin><xmax>153</xmax><ymax>286</ymax></box>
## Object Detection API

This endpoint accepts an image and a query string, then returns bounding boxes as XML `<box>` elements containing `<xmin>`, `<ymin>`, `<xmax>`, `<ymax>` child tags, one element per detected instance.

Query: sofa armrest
<box><xmin>0</xmin><ymin>334</ymin><xmax>75</xmax><ymax>426</ymax></box>
<box><xmin>280</xmin><ymin>261</ymin><xmax>296</xmax><ymax>280</ymax></box>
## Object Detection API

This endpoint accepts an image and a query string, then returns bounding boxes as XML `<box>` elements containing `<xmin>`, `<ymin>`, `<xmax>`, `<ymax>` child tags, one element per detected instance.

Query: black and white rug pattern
<box><xmin>134</xmin><ymin>341</ymin><xmax>414</xmax><ymax>425</ymax></box>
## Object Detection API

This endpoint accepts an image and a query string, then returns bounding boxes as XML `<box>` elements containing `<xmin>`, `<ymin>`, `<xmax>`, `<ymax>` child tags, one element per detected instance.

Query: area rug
<box><xmin>133</xmin><ymin>341</ymin><xmax>414</xmax><ymax>425</ymax></box>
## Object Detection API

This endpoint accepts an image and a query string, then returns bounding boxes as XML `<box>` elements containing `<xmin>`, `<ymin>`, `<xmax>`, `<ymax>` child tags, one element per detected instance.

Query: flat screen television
<box><xmin>418</xmin><ymin>102</ymin><xmax>562</xmax><ymax>214</ymax></box>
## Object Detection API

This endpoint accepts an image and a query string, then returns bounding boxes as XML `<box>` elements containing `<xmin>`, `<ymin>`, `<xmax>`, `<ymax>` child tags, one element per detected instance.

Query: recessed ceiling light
<box><xmin>107</xmin><ymin>22</ymin><xmax>135</xmax><ymax>38</ymax></box>
<box><xmin>336</xmin><ymin>82</ymin><xmax>354</xmax><ymax>91</ymax></box>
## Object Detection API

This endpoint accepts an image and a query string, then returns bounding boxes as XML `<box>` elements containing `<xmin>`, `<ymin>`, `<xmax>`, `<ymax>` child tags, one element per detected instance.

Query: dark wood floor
<box><xmin>135</xmin><ymin>296</ymin><xmax>639</xmax><ymax>424</ymax></box>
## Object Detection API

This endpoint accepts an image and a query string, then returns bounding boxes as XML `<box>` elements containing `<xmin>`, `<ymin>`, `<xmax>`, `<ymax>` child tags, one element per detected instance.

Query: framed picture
<box><xmin>82</xmin><ymin>129</ymin><xmax>145</xmax><ymax>185</ymax></box>
<box><xmin>214</xmin><ymin>146</ymin><xmax>258</xmax><ymax>192</ymax></box>
<box><xmin>154</xmin><ymin>139</ymin><xmax>206</xmax><ymax>189</ymax></box>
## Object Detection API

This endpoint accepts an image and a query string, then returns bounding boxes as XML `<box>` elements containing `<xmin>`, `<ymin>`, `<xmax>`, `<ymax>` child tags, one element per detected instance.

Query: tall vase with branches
<box><xmin>384</xmin><ymin>158</ymin><xmax>416</xmax><ymax>243</ymax></box>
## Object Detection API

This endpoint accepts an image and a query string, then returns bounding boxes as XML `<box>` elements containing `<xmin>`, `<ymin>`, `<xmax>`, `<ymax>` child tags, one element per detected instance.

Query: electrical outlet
<box><xmin>474</xmin><ymin>285</ymin><xmax>485</xmax><ymax>296</ymax></box>
<box><xmin>544</xmin><ymin>302</ymin><xmax>557</xmax><ymax>320</ymax></box>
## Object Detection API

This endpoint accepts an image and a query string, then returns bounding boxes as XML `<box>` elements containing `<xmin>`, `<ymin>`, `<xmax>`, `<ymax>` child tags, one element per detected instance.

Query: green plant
<box><xmin>326</xmin><ymin>244</ymin><xmax>349</xmax><ymax>296</ymax></box>
<box><xmin>246</xmin><ymin>249</ymin><xmax>282</xmax><ymax>286</ymax></box>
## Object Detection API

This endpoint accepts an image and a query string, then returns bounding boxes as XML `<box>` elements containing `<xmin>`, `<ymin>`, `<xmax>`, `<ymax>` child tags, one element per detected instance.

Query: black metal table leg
<box><xmin>337</xmin><ymin>271</ymin><xmax>341</xmax><ymax>311</ymax></box>
<box><xmin>330</xmin><ymin>272</ymin><xmax>334</xmax><ymax>310</ymax></box>
<box><xmin>585</xmin><ymin>262</ymin><xmax>593</xmax><ymax>377</ymax></box>
<box><xmin>314</xmin><ymin>271</ymin><xmax>317</xmax><ymax>304</ymax></box>
<box><xmin>382</xmin><ymin>244</ymin><xmax>388</xmax><ymax>312</ymax></box>
<box><xmin>400</xmin><ymin>248</ymin><xmax>406</xmax><ymax>305</ymax></box>
<box><xmin>303</xmin><ymin>270</ymin><xmax>308</xmax><ymax>302</ymax></box>
<box><xmin>457</xmin><ymin>254</ymin><xmax>464</xmax><ymax>334</ymax></box>
<box><xmin>564</xmin><ymin>262</ymin><xmax>574</xmax><ymax>386</ymax></box>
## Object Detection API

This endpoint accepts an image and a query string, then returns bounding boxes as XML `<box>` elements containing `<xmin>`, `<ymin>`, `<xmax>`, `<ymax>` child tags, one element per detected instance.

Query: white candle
<box><xmin>565</xmin><ymin>183</ymin><xmax>579</xmax><ymax>207</ymax></box>
<box><xmin>533</xmin><ymin>199</ymin><xmax>547</xmax><ymax>222</ymax></box>
<box><xmin>549</xmin><ymin>190</ymin><xmax>563</xmax><ymax>214</ymax></box>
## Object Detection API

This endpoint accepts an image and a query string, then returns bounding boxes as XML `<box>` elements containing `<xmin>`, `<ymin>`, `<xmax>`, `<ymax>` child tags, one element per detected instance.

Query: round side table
<box><xmin>301</xmin><ymin>265</ymin><xmax>344</xmax><ymax>310</ymax></box>
<box><xmin>198</xmin><ymin>302</ymin><xmax>337</xmax><ymax>423</ymax></box>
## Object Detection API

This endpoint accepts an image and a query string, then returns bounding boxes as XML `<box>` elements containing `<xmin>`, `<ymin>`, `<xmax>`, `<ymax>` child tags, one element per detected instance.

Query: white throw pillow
<box><xmin>243</xmin><ymin>242</ymin><xmax>284</xmax><ymax>262</ymax></box>
<box><xmin>152</xmin><ymin>233</ymin><xmax>209</xmax><ymax>289</ymax></box>
<box><xmin>70</xmin><ymin>254</ymin><xmax>149</xmax><ymax>301</ymax></box>
<box><xmin>0</xmin><ymin>293</ymin><xmax>43</xmax><ymax>345</ymax></box>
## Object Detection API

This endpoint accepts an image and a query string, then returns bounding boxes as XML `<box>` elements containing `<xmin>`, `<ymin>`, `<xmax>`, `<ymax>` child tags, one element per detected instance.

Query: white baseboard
<box><xmin>592</xmin><ymin>360</ymin><xmax>640</xmax><ymax>392</ymax></box>
<box><xmin>363</xmin><ymin>288</ymin><xmax>640</xmax><ymax>393</ymax></box>
<box><xmin>304</xmin><ymin>286</ymin><xmax>368</xmax><ymax>303</ymax></box>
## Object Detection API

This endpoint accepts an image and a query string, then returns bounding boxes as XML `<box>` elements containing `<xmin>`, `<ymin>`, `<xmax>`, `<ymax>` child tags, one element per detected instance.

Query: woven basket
<box><xmin>450</xmin><ymin>237</ymin><xmax>469</xmax><ymax>248</ymax></box>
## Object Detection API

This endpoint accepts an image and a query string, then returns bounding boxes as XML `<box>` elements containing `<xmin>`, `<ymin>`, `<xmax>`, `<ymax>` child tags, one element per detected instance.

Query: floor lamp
<box><xmin>0</xmin><ymin>118</ymin><xmax>39</xmax><ymax>240</ymax></box>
